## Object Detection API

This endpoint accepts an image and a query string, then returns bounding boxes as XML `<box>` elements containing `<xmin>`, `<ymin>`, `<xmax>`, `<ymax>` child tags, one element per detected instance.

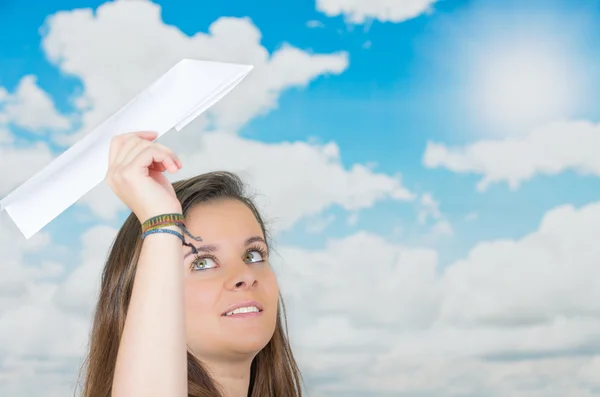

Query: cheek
<box><xmin>262</xmin><ymin>267</ymin><xmax>279</xmax><ymax>305</ymax></box>
<box><xmin>184</xmin><ymin>278</ymin><xmax>221</xmax><ymax>323</ymax></box>
<box><xmin>183</xmin><ymin>279</ymin><xmax>221</xmax><ymax>354</ymax></box>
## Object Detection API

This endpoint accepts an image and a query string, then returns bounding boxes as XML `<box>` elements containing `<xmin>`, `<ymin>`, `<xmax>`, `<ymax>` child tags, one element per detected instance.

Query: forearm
<box><xmin>112</xmin><ymin>227</ymin><xmax>187</xmax><ymax>397</ymax></box>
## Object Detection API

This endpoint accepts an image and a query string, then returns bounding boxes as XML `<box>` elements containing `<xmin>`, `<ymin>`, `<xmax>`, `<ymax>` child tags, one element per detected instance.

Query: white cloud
<box><xmin>423</xmin><ymin>120</ymin><xmax>600</xmax><ymax>191</ymax></box>
<box><xmin>440</xmin><ymin>201</ymin><xmax>600</xmax><ymax>328</ymax></box>
<box><xmin>417</xmin><ymin>192</ymin><xmax>453</xmax><ymax>237</ymax></box>
<box><xmin>1</xmin><ymin>0</ymin><xmax>403</xmax><ymax>242</ymax></box>
<box><xmin>0</xmin><ymin>223</ymin><xmax>116</xmax><ymax>397</ymax></box>
<box><xmin>466</xmin><ymin>211</ymin><xmax>478</xmax><ymax>221</ymax></box>
<box><xmin>306</xmin><ymin>20</ymin><xmax>325</xmax><ymax>28</ymax></box>
<box><xmin>0</xmin><ymin>127</ymin><xmax>13</xmax><ymax>144</ymax></box>
<box><xmin>0</xmin><ymin>212</ymin><xmax>54</xmax><ymax>315</ymax></box>
<box><xmin>0</xmin><ymin>77</ymin><xmax>66</xmax><ymax>202</ymax></box>
<box><xmin>431</xmin><ymin>219</ymin><xmax>453</xmax><ymax>236</ymax></box>
<box><xmin>276</xmin><ymin>199</ymin><xmax>600</xmax><ymax>396</ymax></box>
<box><xmin>364</xmin><ymin>350</ymin><xmax>600</xmax><ymax>397</ymax></box>
<box><xmin>276</xmin><ymin>231</ymin><xmax>441</xmax><ymax>330</ymax></box>
<box><xmin>0</xmin><ymin>142</ymin><xmax>55</xmax><ymax>196</ymax></box>
<box><xmin>3</xmin><ymin>199</ymin><xmax>600</xmax><ymax>396</ymax></box>
<box><xmin>346</xmin><ymin>212</ymin><xmax>359</xmax><ymax>226</ymax></box>
<box><xmin>53</xmin><ymin>225</ymin><xmax>117</xmax><ymax>316</ymax></box>
<box><xmin>418</xmin><ymin>192</ymin><xmax>441</xmax><ymax>224</ymax></box>
<box><xmin>305</xmin><ymin>213</ymin><xmax>336</xmax><ymax>234</ymax></box>
<box><xmin>40</xmin><ymin>0</ymin><xmax>348</xmax><ymax>144</ymax></box>
<box><xmin>315</xmin><ymin>0</ymin><xmax>438</xmax><ymax>24</ymax></box>
<box><xmin>81</xmin><ymin>131</ymin><xmax>415</xmax><ymax>232</ymax></box>
<box><xmin>0</xmin><ymin>75</ymin><xmax>71</xmax><ymax>132</ymax></box>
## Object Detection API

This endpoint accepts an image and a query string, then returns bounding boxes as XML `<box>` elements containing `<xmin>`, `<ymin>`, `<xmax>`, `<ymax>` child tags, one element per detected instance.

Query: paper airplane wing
<box><xmin>0</xmin><ymin>59</ymin><xmax>253</xmax><ymax>239</ymax></box>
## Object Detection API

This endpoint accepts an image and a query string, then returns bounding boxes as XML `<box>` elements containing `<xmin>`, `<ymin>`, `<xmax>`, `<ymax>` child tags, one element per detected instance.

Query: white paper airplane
<box><xmin>0</xmin><ymin>58</ymin><xmax>253</xmax><ymax>239</ymax></box>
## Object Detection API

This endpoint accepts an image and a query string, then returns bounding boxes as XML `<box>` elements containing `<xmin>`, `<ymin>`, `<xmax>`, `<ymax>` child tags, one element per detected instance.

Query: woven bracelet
<box><xmin>142</xmin><ymin>214</ymin><xmax>185</xmax><ymax>233</ymax></box>
<box><xmin>141</xmin><ymin>213</ymin><xmax>202</xmax><ymax>242</ymax></box>
<box><xmin>141</xmin><ymin>228</ymin><xmax>185</xmax><ymax>242</ymax></box>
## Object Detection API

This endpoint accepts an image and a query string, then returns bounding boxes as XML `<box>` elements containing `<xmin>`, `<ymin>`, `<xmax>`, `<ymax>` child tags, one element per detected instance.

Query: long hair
<box><xmin>78</xmin><ymin>171</ymin><xmax>303</xmax><ymax>397</ymax></box>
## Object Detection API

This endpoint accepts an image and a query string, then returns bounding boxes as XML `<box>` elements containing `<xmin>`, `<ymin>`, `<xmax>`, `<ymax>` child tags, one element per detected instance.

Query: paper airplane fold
<box><xmin>0</xmin><ymin>58</ymin><xmax>253</xmax><ymax>239</ymax></box>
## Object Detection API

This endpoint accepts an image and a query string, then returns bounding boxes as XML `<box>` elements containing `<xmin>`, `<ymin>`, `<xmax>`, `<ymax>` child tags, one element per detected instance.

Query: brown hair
<box><xmin>78</xmin><ymin>171</ymin><xmax>303</xmax><ymax>397</ymax></box>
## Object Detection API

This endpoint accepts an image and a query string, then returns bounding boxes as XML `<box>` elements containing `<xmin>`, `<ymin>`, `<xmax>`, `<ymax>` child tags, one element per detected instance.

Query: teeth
<box><xmin>225</xmin><ymin>306</ymin><xmax>260</xmax><ymax>316</ymax></box>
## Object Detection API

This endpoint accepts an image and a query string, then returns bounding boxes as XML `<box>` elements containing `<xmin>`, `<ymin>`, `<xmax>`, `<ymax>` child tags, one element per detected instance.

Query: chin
<box><xmin>227</xmin><ymin>330</ymin><xmax>273</xmax><ymax>356</ymax></box>
<box><xmin>188</xmin><ymin>332</ymin><xmax>273</xmax><ymax>363</ymax></box>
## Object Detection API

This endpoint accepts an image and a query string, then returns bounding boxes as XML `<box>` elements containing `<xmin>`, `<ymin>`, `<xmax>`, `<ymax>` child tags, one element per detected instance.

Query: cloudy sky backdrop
<box><xmin>1</xmin><ymin>0</ymin><xmax>600</xmax><ymax>396</ymax></box>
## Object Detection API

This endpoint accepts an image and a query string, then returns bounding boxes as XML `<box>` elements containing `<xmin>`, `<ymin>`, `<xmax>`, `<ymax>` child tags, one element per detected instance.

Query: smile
<box><xmin>221</xmin><ymin>300</ymin><xmax>264</xmax><ymax>317</ymax></box>
<box><xmin>223</xmin><ymin>306</ymin><xmax>263</xmax><ymax>316</ymax></box>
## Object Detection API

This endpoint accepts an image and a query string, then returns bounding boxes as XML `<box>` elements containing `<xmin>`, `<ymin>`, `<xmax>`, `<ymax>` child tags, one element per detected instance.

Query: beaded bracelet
<box><xmin>141</xmin><ymin>213</ymin><xmax>202</xmax><ymax>254</ymax></box>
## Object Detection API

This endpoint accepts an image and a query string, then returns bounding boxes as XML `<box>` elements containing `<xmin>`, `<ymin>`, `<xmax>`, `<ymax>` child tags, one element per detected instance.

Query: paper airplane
<box><xmin>0</xmin><ymin>58</ymin><xmax>253</xmax><ymax>239</ymax></box>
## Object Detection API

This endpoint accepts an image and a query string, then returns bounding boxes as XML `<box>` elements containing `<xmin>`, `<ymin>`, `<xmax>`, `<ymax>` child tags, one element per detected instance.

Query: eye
<box><xmin>243</xmin><ymin>249</ymin><xmax>265</xmax><ymax>263</ymax></box>
<box><xmin>191</xmin><ymin>256</ymin><xmax>218</xmax><ymax>271</ymax></box>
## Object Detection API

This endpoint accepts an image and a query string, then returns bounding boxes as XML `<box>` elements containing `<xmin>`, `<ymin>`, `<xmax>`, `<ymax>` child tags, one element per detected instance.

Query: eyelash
<box><xmin>190</xmin><ymin>254</ymin><xmax>218</xmax><ymax>271</ymax></box>
<box><xmin>190</xmin><ymin>244</ymin><xmax>269</xmax><ymax>271</ymax></box>
<box><xmin>246</xmin><ymin>244</ymin><xmax>269</xmax><ymax>261</ymax></box>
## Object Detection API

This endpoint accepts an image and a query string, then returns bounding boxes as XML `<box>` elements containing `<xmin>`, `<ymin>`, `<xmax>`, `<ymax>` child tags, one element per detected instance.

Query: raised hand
<box><xmin>106</xmin><ymin>131</ymin><xmax>183</xmax><ymax>223</ymax></box>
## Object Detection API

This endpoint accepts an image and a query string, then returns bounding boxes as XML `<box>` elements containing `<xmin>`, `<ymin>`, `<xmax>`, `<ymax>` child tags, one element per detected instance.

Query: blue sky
<box><xmin>2</xmin><ymin>1</ymin><xmax>600</xmax><ymax>395</ymax></box>
<box><xmin>2</xmin><ymin>0</ymin><xmax>600</xmax><ymax>267</ymax></box>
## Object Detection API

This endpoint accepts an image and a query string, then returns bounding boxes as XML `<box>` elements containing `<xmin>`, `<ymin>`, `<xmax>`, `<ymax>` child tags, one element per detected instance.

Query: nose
<box><xmin>225</xmin><ymin>262</ymin><xmax>258</xmax><ymax>291</ymax></box>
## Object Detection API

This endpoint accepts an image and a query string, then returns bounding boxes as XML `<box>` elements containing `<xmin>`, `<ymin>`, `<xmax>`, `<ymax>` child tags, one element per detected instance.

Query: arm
<box><xmin>105</xmin><ymin>131</ymin><xmax>188</xmax><ymax>397</ymax></box>
<box><xmin>111</xmin><ymin>225</ymin><xmax>187</xmax><ymax>397</ymax></box>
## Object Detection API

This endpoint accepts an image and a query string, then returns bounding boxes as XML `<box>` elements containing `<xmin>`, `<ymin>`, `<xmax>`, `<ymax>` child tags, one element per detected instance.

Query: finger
<box><xmin>134</xmin><ymin>131</ymin><xmax>159</xmax><ymax>140</ymax></box>
<box><xmin>174</xmin><ymin>153</ymin><xmax>182</xmax><ymax>169</ymax></box>
<box><xmin>109</xmin><ymin>131</ymin><xmax>156</xmax><ymax>164</ymax></box>
<box><xmin>149</xmin><ymin>161</ymin><xmax>167</xmax><ymax>173</ymax></box>
<box><xmin>120</xmin><ymin>138</ymin><xmax>152</xmax><ymax>167</ymax></box>
<box><xmin>123</xmin><ymin>141</ymin><xmax>178</xmax><ymax>173</ymax></box>
<box><xmin>108</xmin><ymin>134</ymin><xmax>128</xmax><ymax>165</ymax></box>
<box><xmin>120</xmin><ymin>146</ymin><xmax>167</xmax><ymax>180</ymax></box>
<box><xmin>153</xmin><ymin>143</ymin><xmax>181</xmax><ymax>170</ymax></box>
<box><xmin>150</xmin><ymin>147</ymin><xmax>179</xmax><ymax>174</ymax></box>
<box><xmin>140</xmin><ymin>142</ymin><xmax>180</xmax><ymax>172</ymax></box>
<box><xmin>131</xmin><ymin>145</ymin><xmax>179</xmax><ymax>175</ymax></box>
<box><xmin>113</xmin><ymin>131</ymin><xmax>158</xmax><ymax>166</ymax></box>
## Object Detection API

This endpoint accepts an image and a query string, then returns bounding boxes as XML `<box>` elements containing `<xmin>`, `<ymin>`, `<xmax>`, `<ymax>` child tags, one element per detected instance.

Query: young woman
<box><xmin>79</xmin><ymin>131</ymin><xmax>303</xmax><ymax>397</ymax></box>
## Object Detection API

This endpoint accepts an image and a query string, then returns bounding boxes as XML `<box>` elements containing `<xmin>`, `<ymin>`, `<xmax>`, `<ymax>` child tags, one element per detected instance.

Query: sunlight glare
<box><xmin>471</xmin><ymin>45</ymin><xmax>575</xmax><ymax>130</ymax></box>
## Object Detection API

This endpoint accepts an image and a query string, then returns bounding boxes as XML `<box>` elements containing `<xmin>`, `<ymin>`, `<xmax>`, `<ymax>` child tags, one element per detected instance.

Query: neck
<box><xmin>204</xmin><ymin>357</ymin><xmax>254</xmax><ymax>397</ymax></box>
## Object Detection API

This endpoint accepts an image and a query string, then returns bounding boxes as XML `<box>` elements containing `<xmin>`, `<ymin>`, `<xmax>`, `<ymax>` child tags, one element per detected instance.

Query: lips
<box><xmin>221</xmin><ymin>300</ymin><xmax>264</xmax><ymax>317</ymax></box>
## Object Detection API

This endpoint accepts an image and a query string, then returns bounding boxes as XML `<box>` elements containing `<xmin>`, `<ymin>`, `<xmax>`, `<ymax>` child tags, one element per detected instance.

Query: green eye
<box><xmin>191</xmin><ymin>256</ymin><xmax>217</xmax><ymax>271</ymax></box>
<box><xmin>244</xmin><ymin>250</ymin><xmax>265</xmax><ymax>263</ymax></box>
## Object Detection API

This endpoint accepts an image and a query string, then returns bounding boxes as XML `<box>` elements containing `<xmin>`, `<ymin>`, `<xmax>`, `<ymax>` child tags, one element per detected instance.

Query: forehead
<box><xmin>185</xmin><ymin>198</ymin><xmax>264</xmax><ymax>241</ymax></box>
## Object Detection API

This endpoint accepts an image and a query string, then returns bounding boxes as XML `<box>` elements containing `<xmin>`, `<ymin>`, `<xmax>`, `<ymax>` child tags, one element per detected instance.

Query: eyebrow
<box><xmin>183</xmin><ymin>236</ymin><xmax>266</xmax><ymax>259</ymax></box>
